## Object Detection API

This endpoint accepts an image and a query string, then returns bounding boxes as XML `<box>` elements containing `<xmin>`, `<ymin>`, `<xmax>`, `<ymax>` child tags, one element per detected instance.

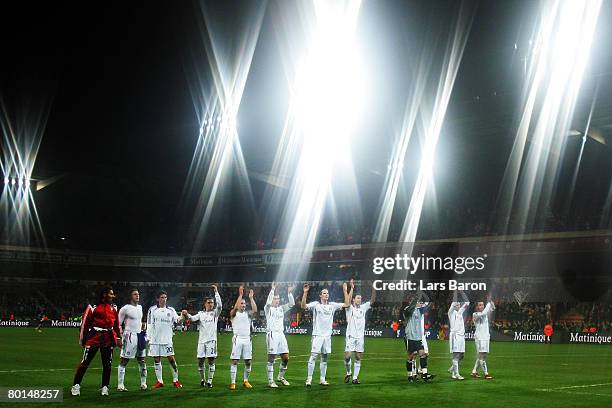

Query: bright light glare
<box><xmin>275</xmin><ymin>0</ymin><xmax>363</xmax><ymax>280</ymax></box>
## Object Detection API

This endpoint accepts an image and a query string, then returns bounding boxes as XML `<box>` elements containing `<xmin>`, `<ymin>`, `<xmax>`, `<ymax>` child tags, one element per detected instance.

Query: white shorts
<box><xmin>266</xmin><ymin>332</ymin><xmax>289</xmax><ymax>355</ymax></box>
<box><xmin>311</xmin><ymin>335</ymin><xmax>332</xmax><ymax>354</ymax></box>
<box><xmin>449</xmin><ymin>333</ymin><xmax>466</xmax><ymax>353</ymax></box>
<box><xmin>475</xmin><ymin>339</ymin><xmax>490</xmax><ymax>353</ymax></box>
<box><xmin>345</xmin><ymin>336</ymin><xmax>365</xmax><ymax>353</ymax></box>
<box><xmin>230</xmin><ymin>336</ymin><xmax>252</xmax><ymax>360</ymax></box>
<box><xmin>149</xmin><ymin>343</ymin><xmax>174</xmax><ymax>357</ymax></box>
<box><xmin>197</xmin><ymin>340</ymin><xmax>218</xmax><ymax>358</ymax></box>
<box><xmin>422</xmin><ymin>336</ymin><xmax>429</xmax><ymax>354</ymax></box>
<box><xmin>120</xmin><ymin>332</ymin><xmax>146</xmax><ymax>359</ymax></box>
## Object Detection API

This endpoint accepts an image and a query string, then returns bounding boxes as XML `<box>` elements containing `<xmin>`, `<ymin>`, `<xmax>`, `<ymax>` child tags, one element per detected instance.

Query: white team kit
<box><xmin>118</xmin><ymin>304</ymin><xmax>144</xmax><ymax>359</ymax></box>
<box><xmin>473</xmin><ymin>302</ymin><xmax>495</xmax><ymax>353</ymax></box>
<box><xmin>231</xmin><ymin>311</ymin><xmax>253</xmax><ymax>360</ymax></box>
<box><xmin>448</xmin><ymin>302</ymin><xmax>469</xmax><ymax>353</ymax></box>
<box><xmin>187</xmin><ymin>292</ymin><xmax>222</xmax><ymax>358</ymax></box>
<box><xmin>344</xmin><ymin>302</ymin><xmax>371</xmax><ymax>353</ymax></box>
<box><xmin>147</xmin><ymin>305</ymin><xmax>181</xmax><ymax>357</ymax></box>
<box><xmin>306</xmin><ymin>301</ymin><xmax>343</xmax><ymax>354</ymax></box>
<box><xmin>265</xmin><ymin>289</ymin><xmax>294</xmax><ymax>355</ymax></box>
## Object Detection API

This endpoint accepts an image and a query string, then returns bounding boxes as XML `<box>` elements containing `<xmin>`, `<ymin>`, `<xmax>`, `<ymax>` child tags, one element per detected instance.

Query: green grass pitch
<box><xmin>1</xmin><ymin>329</ymin><xmax>612</xmax><ymax>407</ymax></box>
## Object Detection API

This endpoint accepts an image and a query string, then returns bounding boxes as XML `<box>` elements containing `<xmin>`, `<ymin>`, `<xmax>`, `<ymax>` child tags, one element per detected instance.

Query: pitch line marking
<box><xmin>537</xmin><ymin>382</ymin><xmax>612</xmax><ymax>392</ymax></box>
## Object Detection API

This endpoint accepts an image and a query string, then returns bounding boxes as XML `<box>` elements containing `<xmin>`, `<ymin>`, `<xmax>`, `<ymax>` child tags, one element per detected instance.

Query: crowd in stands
<box><xmin>2</xmin><ymin>280</ymin><xmax>611</xmax><ymax>335</ymax></box>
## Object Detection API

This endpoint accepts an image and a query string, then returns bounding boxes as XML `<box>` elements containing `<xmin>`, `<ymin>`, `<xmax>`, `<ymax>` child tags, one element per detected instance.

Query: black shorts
<box><xmin>405</xmin><ymin>339</ymin><xmax>424</xmax><ymax>353</ymax></box>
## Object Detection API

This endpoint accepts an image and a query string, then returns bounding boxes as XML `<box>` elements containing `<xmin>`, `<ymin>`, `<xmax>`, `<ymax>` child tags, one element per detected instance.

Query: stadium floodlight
<box><xmin>3</xmin><ymin>177</ymin><xmax>8</xmax><ymax>184</ymax></box>
<box><xmin>183</xmin><ymin>1</ymin><xmax>265</xmax><ymax>251</ymax></box>
<box><xmin>273</xmin><ymin>0</ymin><xmax>364</xmax><ymax>281</ymax></box>
<box><xmin>11</xmin><ymin>178</ymin><xmax>16</xmax><ymax>185</ymax></box>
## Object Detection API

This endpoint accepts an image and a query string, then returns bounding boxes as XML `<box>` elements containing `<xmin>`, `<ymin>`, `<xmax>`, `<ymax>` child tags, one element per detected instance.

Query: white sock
<box><xmin>279</xmin><ymin>361</ymin><xmax>288</xmax><ymax>379</ymax></box>
<box><xmin>170</xmin><ymin>363</ymin><xmax>179</xmax><ymax>382</ymax></box>
<box><xmin>198</xmin><ymin>364</ymin><xmax>205</xmax><ymax>381</ymax></box>
<box><xmin>481</xmin><ymin>360</ymin><xmax>488</xmax><ymax>375</ymax></box>
<box><xmin>244</xmin><ymin>364</ymin><xmax>251</xmax><ymax>381</ymax></box>
<box><xmin>353</xmin><ymin>361</ymin><xmax>361</xmax><ymax>379</ymax></box>
<box><xmin>345</xmin><ymin>357</ymin><xmax>352</xmax><ymax>375</ymax></box>
<box><xmin>267</xmin><ymin>362</ymin><xmax>274</xmax><ymax>382</ymax></box>
<box><xmin>208</xmin><ymin>364</ymin><xmax>215</xmax><ymax>383</ymax></box>
<box><xmin>154</xmin><ymin>362</ymin><xmax>163</xmax><ymax>383</ymax></box>
<box><xmin>320</xmin><ymin>361</ymin><xmax>328</xmax><ymax>381</ymax></box>
<box><xmin>230</xmin><ymin>364</ymin><xmax>237</xmax><ymax>384</ymax></box>
<box><xmin>472</xmin><ymin>359</ymin><xmax>480</xmax><ymax>373</ymax></box>
<box><xmin>452</xmin><ymin>358</ymin><xmax>459</xmax><ymax>375</ymax></box>
<box><xmin>138</xmin><ymin>361</ymin><xmax>147</xmax><ymax>386</ymax></box>
<box><xmin>412</xmin><ymin>361</ymin><xmax>417</xmax><ymax>377</ymax></box>
<box><xmin>307</xmin><ymin>355</ymin><xmax>316</xmax><ymax>381</ymax></box>
<box><xmin>118</xmin><ymin>364</ymin><xmax>126</xmax><ymax>387</ymax></box>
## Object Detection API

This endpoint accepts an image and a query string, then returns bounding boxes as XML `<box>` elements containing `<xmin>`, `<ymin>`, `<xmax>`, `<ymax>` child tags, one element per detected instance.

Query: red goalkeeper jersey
<box><xmin>79</xmin><ymin>303</ymin><xmax>121</xmax><ymax>347</ymax></box>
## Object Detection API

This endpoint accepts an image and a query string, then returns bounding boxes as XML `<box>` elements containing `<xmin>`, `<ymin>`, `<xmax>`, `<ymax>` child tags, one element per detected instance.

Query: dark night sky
<box><xmin>1</xmin><ymin>1</ymin><xmax>611</xmax><ymax>253</ymax></box>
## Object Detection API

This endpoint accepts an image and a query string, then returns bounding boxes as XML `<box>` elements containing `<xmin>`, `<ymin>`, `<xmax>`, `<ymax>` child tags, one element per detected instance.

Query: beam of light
<box><xmin>563</xmin><ymin>84</ymin><xmax>598</xmax><ymax>217</ymax></box>
<box><xmin>0</xmin><ymin>95</ymin><xmax>49</xmax><ymax>247</ymax></box>
<box><xmin>372</xmin><ymin>51</ymin><xmax>432</xmax><ymax>243</ymax></box>
<box><xmin>269</xmin><ymin>0</ymin><xmax>365</xmax><ymax>281</ymax></box>
<box><xmin>181</xmin><ymin>1</ymin><xmax>265</xmax><ymax>251</ymax></box>
<box><xmin>495</xmin><ymin>0</ymin><xmax>602</xmax><ymax>234</ymax></box>
<box><xmin>398</xmin><ymin>2</ymin><xmax>474</xmax><ymax>251</ymax></box>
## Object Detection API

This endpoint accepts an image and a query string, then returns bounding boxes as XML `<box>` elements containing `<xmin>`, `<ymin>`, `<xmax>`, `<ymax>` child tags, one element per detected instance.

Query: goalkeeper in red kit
<box><xmin>71</xmin><ymin>286</ymin><xmax>123</xmax><ymax>396</ymax></box>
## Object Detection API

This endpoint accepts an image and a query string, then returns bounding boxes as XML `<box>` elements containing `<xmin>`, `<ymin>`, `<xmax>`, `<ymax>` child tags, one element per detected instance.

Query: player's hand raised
<box><xmin>350</xmin><ymin>279</ymin><xmax>355</xmax><ymax>290</ymax></box>
<box><xmin>303</xmin><ymin>283</ymin><xmax>310</xmax><ymax>293</ymax></box>
<box><xmin>288</xmin><ymin>284</ymin><xmax>295</xmax><ymax>293</ymax></box>
<box><xmin>248</xmin><ymin>289</ymin><xmax>254</xmax><ymax>299</ymax></box>
<box><xmin>212</xmin><ymin>285</ymin><xmax>218</xmax><ymax>293</ymax></box>
<box><xmin>271</xmin><ymin>281</ymin><xmax>277</xmax><ymax>291</ymax></box>
<box><xmin>238</xmin><ymin>286</ymin><xmax>244</xmax><ymax>297</ymax></box>
<box><xmin>342</xmin><ymin>282</ymin><xmax>348</xmax><ymax>291</ymax></box>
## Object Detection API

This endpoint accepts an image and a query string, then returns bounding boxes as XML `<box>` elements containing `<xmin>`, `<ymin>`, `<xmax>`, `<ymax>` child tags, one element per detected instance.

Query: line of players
<box><xmin>70</xmin><ymin>282</ymin><xmax>496</xmax><ymax>396</ymax></box>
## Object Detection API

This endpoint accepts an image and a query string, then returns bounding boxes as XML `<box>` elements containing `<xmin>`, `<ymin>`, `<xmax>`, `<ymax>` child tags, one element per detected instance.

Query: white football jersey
<box><xmin>345</xmin><ymin>302</ymin><xmax>371</xmax><ymax>338</ymax></box>
<box><xmin>448</xmin><ymin>302</ymin><xmax>469</xmax><ymax>334</ymax></box>
<box><xmin>264</xmin><ymin>289</ymin><xmax>295</xmax><ymax>333</ymax></box>
<box><xmin>473</xmin><ymin>302</ymin><xmax>495</xmax><ymax>340</ymax></box>
<box><xmin>231</xmin><ymin>310</ymin><xmax>251</xmax><ymax>338</ymax></box>
<box><xmin>118</xmin><ymin>304</ymin><xmax>143</xmax><ymax>333</ymax></box>
<box><xmin>189</xmin><ymin>292</ymin><xmax>222</xmax><ymax>343</ymax></box>
<box><xmin>147</xmin><ymin>305</ymin><xmax>181</xmax><ymax>344</ymax></box>
<box><xmin>306</xmin><ymin>301</ymin><xmax>343</xmax><ymax>337</ymax></box>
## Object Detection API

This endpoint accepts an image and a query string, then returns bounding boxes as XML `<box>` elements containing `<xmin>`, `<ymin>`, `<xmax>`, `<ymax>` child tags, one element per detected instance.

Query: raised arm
<box><xmin>265</xmin><ymin>282</ymin><xmax>276</xmax><ymax>310</ymax></box>
<box><xmin>230</xmin><ymin>286</ymin><xmax>244</xmax><ymax>319</ymax></box>
<box><xmin>248</xmin><ymin>289</ymin><xmax>257</xmax><ymax>316</ymax></box>
<box><xmin>283</xmin><ymin>284</ymin><xmax>296</xmax><ymax>313</ymax></box>
<box><xmin>213</xmin><ymin>285</ymin><xmax>222</xmax><ymax>317</ymax></box>
<box><xmin>301</xmin><ymin>283</ymin><xmax>310</xmax><ymax>310</ymax></box>
<box><xmin>342</xmin><ymin>282</ymin><xmax>351</xmax><ymax>307</ymax></box>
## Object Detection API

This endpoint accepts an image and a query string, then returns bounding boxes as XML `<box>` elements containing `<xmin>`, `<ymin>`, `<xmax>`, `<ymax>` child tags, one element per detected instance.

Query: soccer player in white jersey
<box><xmin>344</xmin><ymin>280</ymin><xmax>375</xmax><ymax>384</ymax></box>
<box><xmin>147</xmin><ymin>290</ymin><xmax>184</xmax><ymax>388</ymax></box>
<box><xmin>229</xmin><ymin>286</ymin><xmax>257</xmax><ymax>390</ymax></box>
<box><xmin>182</xmin><ymin>285</ymin><xmax>222</xmax><ymax>388</ymax></box>
<box><xmin>471</xmin><ymin>296</ymin><xmax>495</xmax><ymax>380</ymax></box>
<box><xmin>117</xmin><ymin>289</ymin><xmax>147</xmax><ymax>391</ymax></box>
<box><xmin>265</xmin><ymin>282</ymin><xmax>295</xmax><ymax>388</ymax></box>
<box><xmin>301</xmin><ymin>282</ymin><xmax>350</xmax><ymax>387</ymax></box>
<box><xmin>448</xmin><ymin>293</ymin><xmax>470</xmax><ymax>380</ymax></box>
